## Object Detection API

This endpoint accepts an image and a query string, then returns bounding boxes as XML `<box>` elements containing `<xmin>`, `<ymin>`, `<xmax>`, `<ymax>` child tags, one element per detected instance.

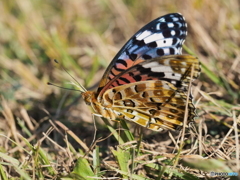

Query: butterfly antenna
<box><xmin>54</xmin><ymin>59</ymin><xmax>87</xmax><ymax>92</ymax></box>
<box><xmin>47</xmin><ymin>82</ymin><xmax>82</xmax><ymax>92</ymax></box>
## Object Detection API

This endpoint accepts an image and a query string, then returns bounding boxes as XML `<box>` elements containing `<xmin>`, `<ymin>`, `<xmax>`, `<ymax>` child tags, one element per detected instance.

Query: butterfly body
<box><xmin>81</xmin><ymin>13</ymin><xmax>201</xmax><ymax>131</ymax></box>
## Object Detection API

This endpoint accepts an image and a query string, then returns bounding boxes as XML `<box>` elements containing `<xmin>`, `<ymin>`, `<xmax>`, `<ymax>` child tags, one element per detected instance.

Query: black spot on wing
<box><xmin>112</xmin><ymin>65</ymin><xmax>125</xmax><ymax>72</ymax></box>
<box><xmin>142</xmin><ymin>54</ymin><xmax>152</xmax><ymax>59</ymax></box>
<box><xmin>148</xmin><ymin>41</ymin><xmax>157</xmax><ymax>48</ymax></box>
<box><xmin>133</xmin><ymin>75</ymin><xmax>142</xmax><ymax>81</ymax></box>
<box><xmin>116</xmin><ymin>59</ymin><xmax>128</xmax><ymax>67</ymax></box>
<box><xmin>170</xmin><ymin>109</ymin><xmax>178</xmax><ymax>113</ymax></box>
<box><xmin>172</xmin><ymin>38</ymin><xmax>178</xmax><ymax>45</ymax></box>
<box><xmin>127</xmin><ymin>109</ymin><xmax>133</xmax><ymax>113</ymax></box>
<box><xmin>119</xmin><ymin>77</ymin><xmax>131</xmax><ymax>84</ymax></box>
<box><xmin>159</xmin><ymin>22</ymin><xmax>169</xmax><ymax>29</ymax></box>
<box><xmin>129</xmin><ymin>72</ymin><xmax>142</xmax><ymax>81</ymax></box>
<box><xmin>175</xmin><ymin>81</ymin><xmax>182</xmax><ymax>88</ymax></box>
<box><xmin>169</xmin><ymin>48</ymin><xmax>175</xmax><ymax>54</ymax></box>
<box><xmin>162</xmin><ymin>30</ymin><xmax>172</xmax><ymax>38</ymax></box>
<box><xmin>149</xmin><ymin>98</ymin><xmax>155</xmax><ymax>102</ymax></box>
<box><xmin>149</xmin><ymin>109</ymin><xmax>157</xmax><ymax>115</ymax></box>
<box><xmin>142</xmin><ymin>91</ymin><xmax>146</xmax><ymax>98</ymax></box>
<box><xmin>135</xmin><ymin>40</ymin><xmax>146</xmax><ymax>46</ymax></box>
<box><xmin>129</xmin><ymin>53</ymin><xmax>137</xmax><ymax>60</ymax></box>
<box><xmin>115</xmin><ymin>79</ymin><xmax>121</xmax><ymax>86</ymax></box>
<box><xmin>157</xmin><ymin>49</ymin><xmax>164</xmax><ymax>56</ymax></box>
<box><xmin>148</xmin><ymin>72</ymin><xmax>165</xmax><ymax>77</ymax></box>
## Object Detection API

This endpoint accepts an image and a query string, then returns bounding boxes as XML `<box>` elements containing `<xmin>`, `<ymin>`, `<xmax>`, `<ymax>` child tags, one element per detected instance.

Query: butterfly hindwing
<box><xmin>97</xmin><ymin>13</ymin><xmax>187</xmax><ymax>94</ymax></box>
<box><xmin>101</xmin><ymin>80</ymin><xmax>195</xmax><ymax>131</ymax></box>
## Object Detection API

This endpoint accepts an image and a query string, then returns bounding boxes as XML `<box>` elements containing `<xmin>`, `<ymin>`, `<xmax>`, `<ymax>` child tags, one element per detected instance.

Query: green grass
<box><xmin>0</xmin><ymin>0</ymin><xmax>240</xmax><ymax>179</ymax></box>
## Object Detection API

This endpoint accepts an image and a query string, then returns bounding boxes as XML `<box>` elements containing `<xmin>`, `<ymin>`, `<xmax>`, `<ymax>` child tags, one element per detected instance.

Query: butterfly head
<box><xmin>81</xmin><ymin>91</ymin><xmax>96</xmax><ymax>106</ymax></box>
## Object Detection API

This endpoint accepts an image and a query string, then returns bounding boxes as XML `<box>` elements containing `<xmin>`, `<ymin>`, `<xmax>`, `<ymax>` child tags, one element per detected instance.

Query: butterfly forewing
<box><xmin>97</xmin><ymin>13</ymin><xmax>187</xmax><ymax>94</ymax></box>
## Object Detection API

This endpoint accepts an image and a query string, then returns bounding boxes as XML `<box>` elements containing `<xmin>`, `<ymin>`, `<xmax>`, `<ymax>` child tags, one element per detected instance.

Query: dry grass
<box><xmin>0</xmin><ymin>0</ymin><xmax>239</xmax><ymax>179</ymax></box>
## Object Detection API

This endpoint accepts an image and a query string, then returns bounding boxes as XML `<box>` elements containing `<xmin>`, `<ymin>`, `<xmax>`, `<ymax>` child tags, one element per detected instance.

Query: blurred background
<box><xmin>0</xmin><ymin>0</ymin><xmax>239</xmax><ymax>152</ymax></box>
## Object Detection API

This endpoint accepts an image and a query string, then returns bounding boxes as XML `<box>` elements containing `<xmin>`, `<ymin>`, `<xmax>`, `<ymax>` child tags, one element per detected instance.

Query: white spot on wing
<box><xmin>172</xmin><ymin>17</ymin><xmax>179</xmax><ymax>21</ymax></box>
<box><xmin>151</xmin><ymin>66</ymin><xmax>173</xmax><ymax>72</ymax></box>
<box><xmin>143</xmin><ymin>33</ymin><xmax>164</xmax><ymax>43</ymax></box>
<box><xmin>159</xmin><ymin>18</ymin><xmax>166</xmax><ymax>22</ymax></box>
<box><xmin>168</xmin><ymin>23</ymin><xmax>174</xmax><ymax>28</ymax></box>
<box><xmin>143</xmin><ymin>62</ymin><xmax>173</xmax><ymax>72</ymax></box>
<box><xmin>142</xmin><ymin>62</ymin><xmax>160</xmax><ymax>68</ymax></box>
<box><xmin>150</xmin><ymin>117</ymin><xmax>156</xmax><ymax>123</ymax></box>
<box><xmin>136</xmin><ymin>30</ymin><xmax>152</xmax><ymax>40</ymax></box>
<box><xmin>171</xmin><ymin>30</ymin><xmax>176</xmax><ymax>36</ymax></box>
<box><xmin>181</xmin><ymin>62</ymin><xmax>187</xmax><ymax>66</ymax></box>
<box><xmin>132</xmin><ymin>116</ymin><xmax>140</xmax><ymax>121</ymax></box>
<box><xmin>181</xmin><ymin>68</ymin><xmax>186</xmax><ymax>72</ymax></box>
<box><xmin>132</xmin><ymin>110</ymin><xmax>139</xmax><ymax>115</ymax></box>
<box><xmin>164</xmin><ymin>48</ymin><xmax>170</xmax><ymax>54</ymax></box>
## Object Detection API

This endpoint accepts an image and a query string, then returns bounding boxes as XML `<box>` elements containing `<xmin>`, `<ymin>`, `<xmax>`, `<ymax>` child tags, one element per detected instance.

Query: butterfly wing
<box><xmin>101</xmin><ymin>80</ymin><xmax>195</xmax><ymax>131</ymax></box>
<box><xmin>97</xmin><ymin>55</ymin><xmax>201</xmax><ymax>99</ymax></box>
<box><xmin>97</xmin><ymin>13</ymin><xmax>187</xmax><ymax>94</ymax></box>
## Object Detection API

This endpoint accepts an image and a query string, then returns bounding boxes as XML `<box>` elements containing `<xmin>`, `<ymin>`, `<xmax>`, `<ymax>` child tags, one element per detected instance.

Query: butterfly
<box><xmin>81</xmin><ymin>13</ymin><xmax>201</xmax><ymax>131</ymax></box>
